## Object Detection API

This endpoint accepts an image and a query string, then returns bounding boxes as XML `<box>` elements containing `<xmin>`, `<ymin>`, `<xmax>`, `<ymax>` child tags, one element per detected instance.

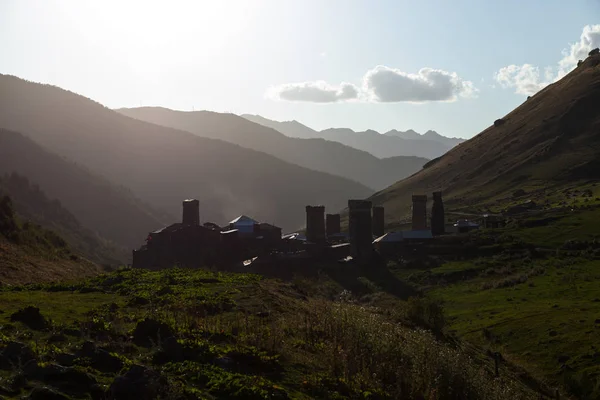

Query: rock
<box><xmin>55</xmin><ymin>353</ymin><xmax>77</xmax><ymax>367</ymax></box>
<box><xmin>494</xmin><ymin>118</ymin><xmax>506</xmax><ymax>127</ymax></box>
<box><xmin>0</xmin><ymin>341</ymin><xmax>36</xmax><ymax>369</ymax></box>
<box><xmin>47</xmin><ymin>333</ymin><xmax>67</xmax><ymax>344</ymax></box>
<box><xmin>28</xmin><ymin>386</ymin><xmax>70</xmax><ymax>400</ymax></box>
<box><xmin>557</xmin><ymin>355</ymin><xmax>570</xmax><ymax>363</ymax></box>
<box><xmin>10</xmin><ymin>307</ymin><xmax>49</xmax><ymax>330</ymax></box>
<box><xmin>152</xmin><ymin>336</ymin><xmax>183</xmax><ymax>365</ymax></box>
<box><xmin>549</xmin><ymin>330</ymin><xmax>558</xmax><ymax>337</ymax></box>
<box><xmin>589</xmin><ymin>48</ymin><xmax>599</xmax><ymax>56</ymax></box>
<box><xmin>78</xmin><ymin>341</ymin><xmax>124</xmax><ymax>373</ymax></box>
<box><xmin>25</xmin><ymin>364</ymin><xmax>97</xmax><ymax>393</ymax></box>
<box><xmin>109</xmin><ymin>365</ymin><xmax>168</xmax><ymax>400</ymax></box>
<box><xmin>132</xmin><ymin>318</ymin><xmax>174</xmax><ymax>347</ymax></box>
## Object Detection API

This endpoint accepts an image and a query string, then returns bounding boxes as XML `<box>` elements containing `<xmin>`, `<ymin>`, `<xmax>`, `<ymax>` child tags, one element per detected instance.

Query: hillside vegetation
<box><xmin>0</xmin><ymin>195</ymin><xmax>101</xmax><ymax>285</ymax></box>
<box><xmin>118</xmin><ymin>107</ymin><xmax>427</xmax><ymax>191</ymax></box>
<box><xmin>0</xmin><ymin>267</ymin><xmax>539</xmax><ymax>399</ymax></box>
<box><xmin>369</xmin><ymin>53</ymin><xmax>600</xmax><ymax>220</ymax></box>
<box><xmin>0</xmin><ymin>172</ymin><xmax>127</xmax><ymax>266</ymax></box>
<box><xmin>0</xmin><ymin>75</ymin><xmax>372</xmax><ymax>233</ymax></box>
<box><xmin>0</xmin><ymin>129</ymin><xmax>167</xmax><ymax>252</ymax></box>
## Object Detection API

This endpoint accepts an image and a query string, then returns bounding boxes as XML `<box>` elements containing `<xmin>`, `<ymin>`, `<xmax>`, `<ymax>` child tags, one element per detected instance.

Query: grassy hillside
<box><xmin>388</xmin><ymin>209</ymin><xmax>600</xmax><ymax>399</ymax></box>
<box><xmin>0</xmin><ymin>195</ymin><xmax>101</xmax><ymax>285</ymax></box>
<box><xmin>0</xmin><ymin>172</ymin><xmax>127</xmax><ymax>266</ymax></box>
<box><xmin>369</xmin><ymin>53</ymin><xmax>600</xmax><ymax>220</ymax></box>
<box><xmin>118</xmin><ymin>107</ymin><xmax>427</xmax><ymax>191</ymax></box>
<box><xmin>0</xmin><ymin>129</ymin><xmax>167</xmax><ymax>252</ymax></box>
<box><xmin>0</xmin><ymin>267</ymin><xmax>539</xmax><ymax>399</ymax></box>
<box><xmin>0</xmin><ymin>75</ymin><xmax>372</xmax><ymax>233</ymax></box>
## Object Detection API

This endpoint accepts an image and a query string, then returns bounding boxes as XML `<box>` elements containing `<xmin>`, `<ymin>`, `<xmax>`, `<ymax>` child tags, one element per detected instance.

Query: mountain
<box><xmin>319</xmin><ymin>128</ymin><xmax>455</xmax><ymax>159</ymax></box>
<box><xmin>369</xmin><ymin>52</ymin><xmax>600</xmax><ymax>221</ymax></box>
<box><xmin>384</xmin><ymin>129</ymin><xmax>464</xmax><ymax>148</ymax></box>
<box><xmin>0</xmin><ymin>129</ymin><xmax>167</xmax><ymax>254</ymax></box>
<box><xmin>119</xmin><ymin>107</ymin><xmax>427</xmax><ymax>191</ymax></box>
<box><xmin>0</xmin><ymin>172</ymin><xmax>127</xmax><ymax>265</ymax></box>
<box><xmin>242</xmin><ymin>114</ymin><xmax>320</xmax><ymax>139</ymax></box>
<box><xmin>241</xmin><ymin>114</ymin><xmax>464</xmax><ymax>159</ymax></box>
<box><xmin>0</xmin><ymin>75</ymin><xmax>372</xmax><ymax>233</ymax></box>
<box><xmin>0</xmin><ymin>194</ymin><xmax>102</xmax><ymax>285</ymax></box>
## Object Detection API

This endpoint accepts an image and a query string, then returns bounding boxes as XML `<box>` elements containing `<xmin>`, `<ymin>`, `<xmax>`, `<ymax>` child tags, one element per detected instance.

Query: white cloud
<box><xmin>494</xmin><ymin>64</ymin><xmax>552</xmax><ymax>96</ymax></box>
<box><xmin>558</xmin><ymin>24</ymin><xmax>600</xmax><ymax>77</ymax></box>
<box><xmin>267</xmin><ymin>66</ymin><xmax>477</xmax><ymax>103</ymax></box>
<box><xmin>495</xmin><ymin>24</ymin><xmax>600</xmax><ymax>96</ymax></box>
<box><xmin>363</xmin><ymin>66</ymin><xmax>477</xmax><ymax>102</ymax></box>
<box><xmin>266</xmin><ymin>81</ymin><xmax>359</xmax><ymax>103</ymax></box>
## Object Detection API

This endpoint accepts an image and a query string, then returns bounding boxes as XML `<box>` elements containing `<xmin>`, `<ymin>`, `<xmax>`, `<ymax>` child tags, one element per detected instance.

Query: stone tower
<box><xmin>305</xmin><ymin>205</ymin><xmax>326</xmax><ymax>244</ymax></box>
<box><xmin>372</xmin><ymin>206</ymin><xmax>385</xmax><ymax>237</ymax></box>
<box><xmin>326</xmin><ymin>213</ymin><xmax>341</xmax><ymax>236</ymax></box>
<box><xmin>411</xmin><ymin>194</ymin><xmax>428</xmax><ymax>230</ymax></box>
<box><xmin>348</xmin><ymin>199</ymin><xmax>373</xmax><ymax>263</ymax></box>
<box><xmin>431</xmin><ymin>191</ymin><xmax>445</xmax><ymax>235</ymax></box>
<box><xmin>182</xmin><ymin>199</ymin><xmax>200</xmax><ymax>226</ymax></box>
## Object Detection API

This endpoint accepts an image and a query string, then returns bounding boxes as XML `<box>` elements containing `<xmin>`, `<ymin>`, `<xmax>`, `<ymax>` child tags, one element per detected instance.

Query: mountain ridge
<box><xmin>0</xmin><ymin>74</ymin><xmax>372</xmax><ymax>233</ymax></box>
<box><xmin>242</xmin><ymin>114</ymin><xmax>463</xmax><ymax>159</ymax></box>
<box><xmin>118</xmin><ymin>107</ymin><xmax>427</xmax><ymax>191</ymax></box>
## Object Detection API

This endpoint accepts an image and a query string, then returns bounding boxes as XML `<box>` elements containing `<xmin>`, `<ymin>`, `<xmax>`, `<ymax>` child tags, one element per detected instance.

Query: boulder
<box><xmin>28</xmin><ymin>386</ymin><xmax>70</xmax><ymax>400</ymax></box>
<box><xmin>494</xmin><ymin>118</ymin><xmax>506</xmax><ymax>127</ymax></box>
<box><xmin>109</xmin><ymin>365</ymin><xmax>168</xmax><ymax>400</ymax></box>
<box><xmin>589</xmin><ymin>48</ymin><xmax>599</xmax><ymax>56</ymax></box>
<box><xmin>0</xmin><ymin>341</ymin><xmax>36</xmax><ymax>369</ymax></box>
<box><xmin>78</xmin><ymin>341</ymin><xmax>124</xmax><ymax>373</ymax></box>
<box><xmin>10</xmin><ymin>307</ymin><xmax>49</xmax><ymax>330</ymax></box>
<box><xmin>132</xmin><ymin>318</ymin><xmax>174</xmax><ymax>347</ymax></box>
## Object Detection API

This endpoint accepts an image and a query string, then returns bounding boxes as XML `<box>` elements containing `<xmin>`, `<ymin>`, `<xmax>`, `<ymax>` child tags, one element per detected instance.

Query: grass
<box><xmin>390</xmin><ymin>230</ymin><xmax>600</xmax><ymax>400</ymax></box>
<box><xmin>0</xmin><ymin>267</ymin><xmax>538</xmax><ymax>399</ymax></box>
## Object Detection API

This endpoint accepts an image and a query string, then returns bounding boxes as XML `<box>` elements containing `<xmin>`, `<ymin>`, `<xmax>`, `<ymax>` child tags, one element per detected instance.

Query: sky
<box><xmin>1</xmin><ymin>0</ymin><xmax>599</xmax><ymax>139</ymax></box>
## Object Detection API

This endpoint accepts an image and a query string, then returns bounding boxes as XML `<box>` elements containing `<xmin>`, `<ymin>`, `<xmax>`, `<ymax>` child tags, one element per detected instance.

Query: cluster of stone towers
<box><xmin>411</xmin><ymin>191</ymin><xmax>445</xmax><ymax>235</ymax></box>
<box><xmin>305</xmin><ymin>201</ymin><xmax>385</xmax><ymax>264</ymax></box>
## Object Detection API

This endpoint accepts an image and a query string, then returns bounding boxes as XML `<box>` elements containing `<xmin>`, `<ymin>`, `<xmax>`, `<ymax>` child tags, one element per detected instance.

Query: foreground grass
<box><xmin>392</xmin><ymin>229</ymin><xmax>600</xmax><ymax>399</ymax></box>
<box><xmin>0</xmin><ymin>267</ymin><xmax>536</xmax><ymax>399</ymax></box>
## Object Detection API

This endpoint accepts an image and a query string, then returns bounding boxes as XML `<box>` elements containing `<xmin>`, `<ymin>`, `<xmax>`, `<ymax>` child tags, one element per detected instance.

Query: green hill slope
<box><xmin>0</xmin><ymin>75</ymin><xmax>372</xmax><ymax>233</ymax></box>
<box><xmin>0</xmin><ymin>195</ymin><xmax>101</xmax><ymax>285</ymax></box>
<box><xmin>118</xmin><ymin>107</ymin><xmax>427</xmax><ymax>191</ymax></box>
<box><xmin>0</xmin><ymin>172</ymin><xmax>127</xmax><ymax>266</ymax></box>
<box><xmin>0</xmin><ymin>129</ymin><xmax>167</xmax><ymax>252</ymax></box>
<box><xmin>369</xmin><ymin>53</ymin><xmax>600</xmax><ymax>221</ymax></box>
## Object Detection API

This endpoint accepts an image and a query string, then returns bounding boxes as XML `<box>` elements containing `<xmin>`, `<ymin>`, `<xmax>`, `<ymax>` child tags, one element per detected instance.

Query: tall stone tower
<box><xmin>431</xmin><ymin>191</ymin><xmax>445</xmax><ymax>235</ymax></box>
<box><xmin>305</xmin><ymin>205</ymin><xmax>326</xmax><ymax>244</ymax></box>
<box><xmin>326</xmin><ymin>213</ymin><xmax>341</xmax><ymax>236</ymax></box>
<box><xmin>348</xmin><ymin>200</ymin><xmax>373</xmax><ymax>263</ymax></box>
<box><xmin>411</xmin><ymin>194</ymin><xmax>428</xmax><ymax>230</ymax></box>
<box><xmin>372</xmin><ymin>206</ymin><xmax>385</xmax><ymax>237</ymax></box>
<box><xmin>182</xmin><ymin>199</ymin><xmax>200</xmax><ymax>226</ymax></box>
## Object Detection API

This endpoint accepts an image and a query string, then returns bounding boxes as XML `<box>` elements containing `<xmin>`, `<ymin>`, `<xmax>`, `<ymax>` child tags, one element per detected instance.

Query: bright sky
<box><xmin>1</xmin><ymin>0</ymin><xmax>598</xmax><ymax>138</ymax></box>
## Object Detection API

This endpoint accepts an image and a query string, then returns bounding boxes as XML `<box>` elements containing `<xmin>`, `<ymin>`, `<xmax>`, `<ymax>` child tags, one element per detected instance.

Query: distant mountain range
<box><xmin>242</xmin><ymin>114</ymin><xmax>464</xmax><ymax>159</ymax></box>
<box><xmin>118</xmin><ymin>107</ymin><xmax>428</xmax><ymax>191</ymax></box>
<box><xmin>368</xmin><ymin>51</ymin><xmax>600</xmax><ymax>221</ymax></box>
<box><xmin>0</xmin><ymin>74</ymin><xmax>372</xmax><ymax>236</ymax></box>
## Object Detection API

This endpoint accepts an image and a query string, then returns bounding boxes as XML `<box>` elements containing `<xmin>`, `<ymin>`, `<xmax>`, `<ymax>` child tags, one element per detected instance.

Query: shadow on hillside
<box><xmin>325</xmin><ymin>255</ymin><xmax>418</xmax><ymax>300</ymax></box>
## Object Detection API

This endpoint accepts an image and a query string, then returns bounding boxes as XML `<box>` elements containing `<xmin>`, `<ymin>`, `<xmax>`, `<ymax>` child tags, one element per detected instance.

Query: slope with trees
<box><xmin>0</xmin><ymin>129</ymin><xmax>168</xmax><ymax>252</ymax></box>
<box><xmin>0</xmin><ymin>172</ymin><xmax>128</xmax><ymax>265</ymax></box>
<box><xmin>0</xmin><ymin>75</ymin><xmax>372</xmax><ymax>233</ymax></box>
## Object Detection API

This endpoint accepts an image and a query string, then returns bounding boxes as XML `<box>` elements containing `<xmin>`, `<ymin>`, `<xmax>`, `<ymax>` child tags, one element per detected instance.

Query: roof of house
<box><xmin>373</xmin><ymin>230</ymin><xmax>433</xmax><ymax>243</ymax></box>
<box><xmin>229</xmin><ymin>215</ymin><xmax>259</xmax><ymax>225</ymax></box>
<box><xmin>151</xmin><ymin>223</ymin><xmax>183</xmax><ymax>235</ymax></box>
